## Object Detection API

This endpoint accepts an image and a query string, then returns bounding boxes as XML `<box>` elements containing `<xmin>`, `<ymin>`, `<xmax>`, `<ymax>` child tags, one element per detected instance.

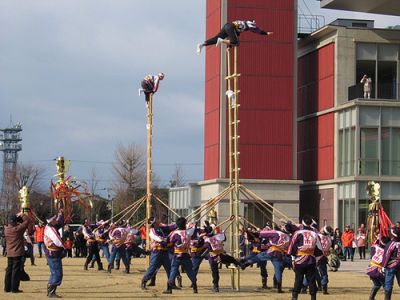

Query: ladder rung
<box><xmin>225</xmin><ymin>74</ymin><xmax>241</xmax><ymax>79</ymax></box>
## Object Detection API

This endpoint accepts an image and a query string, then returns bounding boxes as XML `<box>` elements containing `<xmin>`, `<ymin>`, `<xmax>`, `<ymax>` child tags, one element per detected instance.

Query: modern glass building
<box><xmin>298</xmin><ymin>16</ymin><xmax>400</xmax><ymax>229</ymax></box>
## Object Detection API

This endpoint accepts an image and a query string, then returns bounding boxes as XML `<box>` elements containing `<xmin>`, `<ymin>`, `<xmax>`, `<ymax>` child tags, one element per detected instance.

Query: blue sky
<box><xmin>0</xmin><ymin>1</ymin><xmax>399</xmax><ymax>198</ymax></box>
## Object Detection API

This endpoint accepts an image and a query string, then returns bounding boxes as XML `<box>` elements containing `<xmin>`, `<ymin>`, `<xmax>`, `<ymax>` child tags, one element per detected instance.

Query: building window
<box><xmin>338</xmin><ymin>109</ymin><xmax>356</xmax><ymax>177</ymax></box>
<box><xmin>356</xmin><ymin>43</ymin><xmax>399</xmax><ymax>100</ymax></box>
<box><xmin>339</xmin><ymin>128</ymin><xmax>355</xmax><ymax>176</ymax></box>
<box><xmin>358</xmin><ymin>197</ymin><xmax>369</xmax><ymax>227</ymax></box>
<box><xmin>381</xmin><ymin>127</ymin><xmax>400</xmax><ymax>176</ymax></box>
<box><xmin>338</xmin><ymin>183</ymin><xmax>356</xmax><ymax>230</ymax></box>
<box><xmin>360</xmin><ymin>128</ymin><xmax>379</xmax><ymax>175</ymax></box>
<box><xmin>338</xmin><ymin>198</ymin><xmax>356</xmax><ymax>230</ymax></box>
<box><xmin>245</xmin><ymin>202</ymin><xmax>272</xmax><ymax>228</ymax></box>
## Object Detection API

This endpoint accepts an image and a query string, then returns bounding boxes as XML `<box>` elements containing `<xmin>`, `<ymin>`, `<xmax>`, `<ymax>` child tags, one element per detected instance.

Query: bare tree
<box><xmin>14</xmin><ymin>163</ymin><xmax>46</xmax><ymax>191</ymax></box>
<box><xmin>112</xmin><ymin>143</ymin><xmax>146</xmax><ymax>211</ymax></box>
<box><xmin>169</xmin><ymin>164</ymin><xmax>186</xmax><ymax>188</ymax></box>
<box><xmin>87</xmin><ymin>167</ymin><xmax>101</xmax><ymax>222</ymax></box>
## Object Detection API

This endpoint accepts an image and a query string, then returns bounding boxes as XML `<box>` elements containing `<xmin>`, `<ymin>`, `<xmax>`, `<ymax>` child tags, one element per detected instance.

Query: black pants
<box><xmin>66</xmin><ymin>249</ymin><xmax>72</xmax><ymax>258</ymax></box>
<box><xmin>85</xmin><ymin>244</ymin><xmax>101</xmax><ymax>267</ymax></box>
<box><xmin>209</xmin><ymin>258</ymin><xmax>220</xmax><ymax>286</ymax></box>
<box><xmin>26</xmin><ymin>243</ymin><xmax>35</xmax><ymax>265</ymax></box>
<box><xmin>204</xmin><ymin>23</ymin><xmax>239</xmax><ymax>46</ymax></box>
<box><xmin>209</xmin><ymin>253</ymin><xmax>238</xmax><ymax>286</ymax></box>
<box><xmin>4</xmin><ymin>256</ymin><xmax>23</xmax><ymax>292</ymax></box>
<box><xmin>144</xmin><ymin>92</ymin><xmax>152</xmax><ymax>102</ymax></box>
<box><xmin>293</xmin><ymin>264</ymin><xmax>317</xmax><ymax>296</ymax></box>
<box><xmin>358</xmin><ymin>247</ymin><xmax>366</xmax><ymax>259</ymax></box>
<box><xmin>141</xmin><ymin>80</ymin><xmax>154</xmax><ymax>103</ymax></box>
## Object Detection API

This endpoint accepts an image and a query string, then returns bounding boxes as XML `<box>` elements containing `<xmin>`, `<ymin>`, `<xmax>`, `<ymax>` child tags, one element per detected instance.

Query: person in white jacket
<box><xmin>44</xmin><ymin>211</ymin><xmax>64</xmax><ymax>298</ymax></box>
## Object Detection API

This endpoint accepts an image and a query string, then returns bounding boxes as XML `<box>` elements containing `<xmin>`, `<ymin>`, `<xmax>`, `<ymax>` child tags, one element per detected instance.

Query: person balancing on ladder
<box><xmin>139</xmin><ymin>73</ymin><xmax>165</xmax><ymax>105</ymax></box>
<box><xmin>196</xmin><ymin>20</ymin><xmax>273</xmax><ymax>54</ymax></box>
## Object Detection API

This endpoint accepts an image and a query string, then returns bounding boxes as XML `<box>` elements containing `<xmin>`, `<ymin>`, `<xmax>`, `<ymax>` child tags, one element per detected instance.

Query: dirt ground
<box><xmin>0</xmin><ymin>255</ymin><xmax>397</xmax><ymax>300</ymax></box>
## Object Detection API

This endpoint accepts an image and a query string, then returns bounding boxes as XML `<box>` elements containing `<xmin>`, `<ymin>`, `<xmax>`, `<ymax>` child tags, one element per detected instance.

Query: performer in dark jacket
<box><xmin>197</xmin><ymin>20</ymin><xmax>273</xmax><ymax>54</ymax></box>
<box><xmin>367</xmin><ymin>236</ymin><xmax>390</xmax><ymax>300</ymax></box>
<box><xmin>382</xmin><ymin>227</ymin><xmax>400</xmax><ymax>300</ymax></box>
<box><xmin>163</xmin><ymin>217</ymin><xmax>197</xmax><ymax>294</ymax></box>
<box><xmin>141</xmin><ymin>217</ymin><xmax>176</xmax><ymax>290</ymax></box>
<box><xmin>288</xmin><ymin>216</ymin><xmax>323</xmax><ymax>300</ymax></box>
<box><xmin>139</xmin><ymin>73</ymin><xmax>165</xmax><ymax>104</ymax></box>
<box><xmin>82</xmin><ymin>219</ymin><xmax>103</xmax><ymax>271</ymax></box>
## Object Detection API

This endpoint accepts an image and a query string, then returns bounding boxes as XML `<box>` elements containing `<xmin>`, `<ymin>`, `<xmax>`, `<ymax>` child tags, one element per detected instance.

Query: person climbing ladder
<box><xmin>139</xmin><ymin>73</ymin><xmax>165</xmax><ymax>104</ymax></box>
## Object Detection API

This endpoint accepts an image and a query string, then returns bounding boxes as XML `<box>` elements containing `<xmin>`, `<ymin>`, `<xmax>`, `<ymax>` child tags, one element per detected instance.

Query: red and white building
<box><xmin>170</xmin><ymin>0</ymin><xmax>300</xmax><ymax>227</ymax></box>
<box><xmin>170</xmin><ymin>0</ymin><xmax>400</xmax><ymax>230</ymax></box>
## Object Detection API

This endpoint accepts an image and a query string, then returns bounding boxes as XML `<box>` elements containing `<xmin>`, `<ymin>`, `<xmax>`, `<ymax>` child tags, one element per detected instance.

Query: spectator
<box><xmin>333</xmin><ymin>228</ymin><xmax>342</xmax><ymax>248</ymax></box>
<box><xmin>4</xmin><ymin>213</ymin><xmax>33</xmax><ymax>293</ymax></box>
<box><xmin>360</xmin><ymin>74</ymin><xmax>372</xmax><ymax>99</ymax></box>
<box><xmin>63</xmin><ymin>225</ymin><xmax>74</xmax><ymax>258</ymax></box>
<box><xmin>341</xmin><ymin>225</ymin><xmax>355</xmax><ymax>261</ymax></box>
<box><xmin>1</xmin><ymin>227</ymin><xmax>6</xmax><ymax>256</ymax></box>
<box><xmin>356</xmin><ymin>224</ymin><xmax>367</xmax><ymax>259</ymax></box>
<box><xmin>34</xmin><ymin>222</ymin><xmax>45</xmax><ymax>258</ymax></box>
<box><xmin>24</xmin><ymin>230</ymin><xmax>35</xmax><ymax>266</ymax></box>
<box><xmin>74</xmin><ymin>230</ymin><xmax>86</xmax><ymax>257</ymax></box>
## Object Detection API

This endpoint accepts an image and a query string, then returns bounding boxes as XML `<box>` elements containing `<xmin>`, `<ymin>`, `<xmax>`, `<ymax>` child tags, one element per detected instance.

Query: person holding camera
<box><xmin>4</xmin><ymin>212</ymin><xmax>33</xmax><ymax>293</ymax></box>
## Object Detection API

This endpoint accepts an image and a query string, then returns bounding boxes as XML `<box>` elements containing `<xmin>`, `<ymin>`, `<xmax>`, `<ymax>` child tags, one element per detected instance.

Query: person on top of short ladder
<box><xmin>196</xmin><ymin>20</ymin><xmax>273</xmax><ymax>54</ymax></box>
<box><xmin>139</xmin><ymin>73</ymin><xmax>165</xmax><ymax>105</ymax></box>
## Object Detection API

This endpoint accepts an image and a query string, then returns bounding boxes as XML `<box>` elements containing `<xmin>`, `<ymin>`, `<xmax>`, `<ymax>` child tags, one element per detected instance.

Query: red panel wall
<box><xmin>226</xmin><ymin>0</ymin><xmax>295</xmax><ymax>180</ymax></box>
<box><xmin>298</xmin><ymin>113</ymin><xmax>334</xmax><ymax>181</ymax></box>
<box><xmin>297</xmin><ymin>42</ymin><xmax>335</xmax><ymax>182</ymax></box>
<box><xmin>204</xmin><ymin>0</ymin><xmax>222</xmax><ymax>180</ymax></box>
<box><xmin>204</xmin><ymin>0</ymin><xmax>296</xmax><ymax>180</ymax></box>
<box><xmin>298</xmin><ymin>43</ymin><xmax>335</xmax><ymax>117</ymax></box>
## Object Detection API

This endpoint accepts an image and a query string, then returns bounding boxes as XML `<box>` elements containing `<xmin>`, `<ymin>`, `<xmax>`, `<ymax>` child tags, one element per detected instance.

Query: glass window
<box><xmin>338</xmin><ymin>127</ymin><xmax>355</xmax><ymax>177</ymax></box>
<box><xmin>358</xmin><ymin>198</ymin><xmax>369</xmax><ymax>227</ymax></box>
<box><xmin>356</xmin><ymin>61</ymin><xmax>376</xmax><ymax>98</ymax></box>
<box><xmin>360</xmin><ymin>107</ymin><xmax>380</xmax><ymax>126</ymax></box>
<box><xmin>378</xmin><ymin>61</ymin><xmax>397</xmax><ymax>99</ymax></box>
<box><xmin>381</xmin><ymin>182</ymin><xmax>400</xmax><ymax>199</ymax></box>
<box><xmin>356</xmin><ymin>43</ymin><xmax>400</xmax><ymax>100</ymax></box>
<box><xmin>360</xmin><ymin>128</ymin><xmax>379</xmax><ymax>175</ymax></box>
<box><xmin>245</xmin><ymin>202</ymin><xmax>272</xmax><ymax>228</ymax></box>
<box><xmin>378</xmin><ymin>44</ymin><xmax>398</xmax><ymax>61</ymax></box>
<box><xmin>381</xmin><ymin>128</ymin><xmax>400</xmax><ymax>176</ymax></box>
<box><xmin>339</xmin><ymin>130</ymin><xmax>344</xmax><ymax>176</ymax></box>
<box><xmin>357</xmin><ymin>43</ymin><xmax>377</xmax><ymax>60</ymax></box>
<box><xmin>391</xmin><ymin>201</ymin><xmax>400</xmax><ymax>222</ymax></box>
<box><xmin>338</xmin><ymin>200</ymin><xmax>344</xmax><ymax>230</ymax></box>
<box><xmin>382</xmin><ymin>107</ymin><xmax>400</xmax><ymax>127</ymax></box>
<box><xmin>350</xmin><ymin>128</ymin><xmax>355</xmax><ymax>175</ymax></box>
<box><xmin>382</xmin><ymin>127</ymin><xmax>391</xmax><ymax>175</ymax></box>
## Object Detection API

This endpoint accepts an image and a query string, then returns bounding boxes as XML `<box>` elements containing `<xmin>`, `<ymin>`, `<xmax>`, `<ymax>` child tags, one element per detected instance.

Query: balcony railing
<box><xmin>348</xmin><ymin>83</ymin><xmax>400</xmax><ymax>101</ymax></box>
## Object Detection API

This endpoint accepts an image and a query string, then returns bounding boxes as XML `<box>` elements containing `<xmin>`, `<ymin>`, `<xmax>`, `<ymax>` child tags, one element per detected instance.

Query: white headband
<box><xmin>391</xmin><ymin>228</ymin><xmax>398</xmax><ymax>237</ymax></box>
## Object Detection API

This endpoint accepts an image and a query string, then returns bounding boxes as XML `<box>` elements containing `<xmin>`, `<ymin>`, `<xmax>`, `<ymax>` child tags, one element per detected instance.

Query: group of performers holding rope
<box><xmin>12</xmin><ymin>18</ymin><xmax>398</xmax><ymax>299</ymax></box>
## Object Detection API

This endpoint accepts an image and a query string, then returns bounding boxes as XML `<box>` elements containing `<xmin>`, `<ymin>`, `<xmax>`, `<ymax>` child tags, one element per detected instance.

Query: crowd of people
<box><xmin>1</xmin><ymin>212</ymin><xmax>400</xmax><ymax>299</ymax></box>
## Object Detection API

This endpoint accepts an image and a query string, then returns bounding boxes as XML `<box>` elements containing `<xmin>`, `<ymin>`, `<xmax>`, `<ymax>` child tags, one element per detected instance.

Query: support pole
<box><xmin>226</xmin><ymin>47</ymin><xmax>235</xmax><ymax>289</ymax></box>
<box><xmin>226</xmin><ymin>46</ymin><xmax>241</xmax><ymax>291</ymax></box>
<box><xmin>145</xmin><ymin>93</ymin><xmax>153</xmax><ymax>266</ymax></box>
<box><xmin>233</xmin><ymin>46</ymin><xmax>241</xmax><ymax>291</ymax></box>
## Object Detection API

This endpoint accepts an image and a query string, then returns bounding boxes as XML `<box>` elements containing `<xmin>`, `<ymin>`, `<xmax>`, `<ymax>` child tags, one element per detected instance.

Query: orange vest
<box><xmin>35</xmin><ymin>226</ymin><xmax>45</xmax><ymax>243</ymax></box>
